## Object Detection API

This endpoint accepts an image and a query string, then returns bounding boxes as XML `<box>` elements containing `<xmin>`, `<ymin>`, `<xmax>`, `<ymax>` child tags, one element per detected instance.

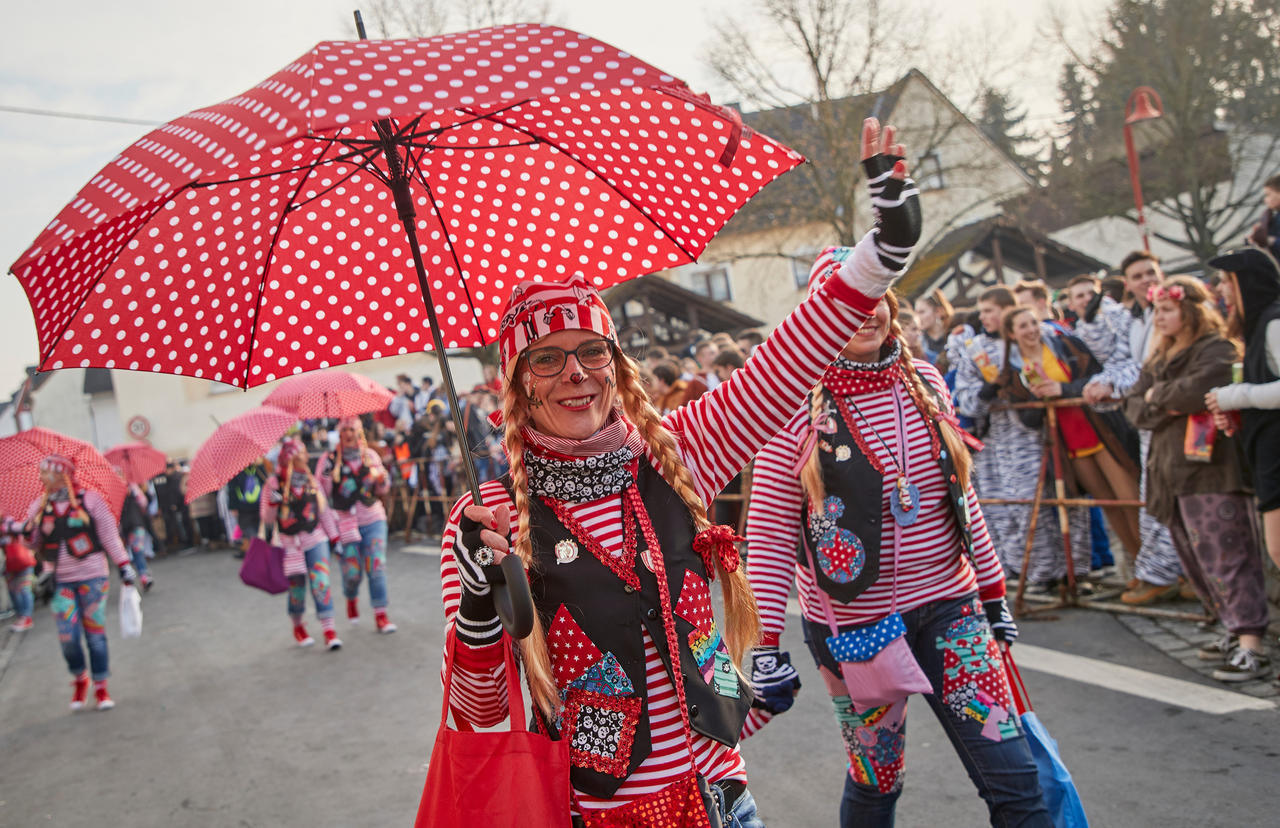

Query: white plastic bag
<box><xmin>119</xmin><ymin>584</ymin><xmax>143</xmax><ymax>639</ymax></box>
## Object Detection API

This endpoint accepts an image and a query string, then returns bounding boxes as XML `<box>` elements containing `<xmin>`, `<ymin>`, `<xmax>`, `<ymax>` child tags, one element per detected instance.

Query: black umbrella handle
<box><xmin>353</xmin><ymin>7</ymin><xmax>535</xmax><ymax>641</ymax></box>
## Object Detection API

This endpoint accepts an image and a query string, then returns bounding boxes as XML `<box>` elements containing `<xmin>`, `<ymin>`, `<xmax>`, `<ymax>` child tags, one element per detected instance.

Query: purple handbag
<box><xmin>239</xmin><ymin>538</ymin><xmax>290</xmax><ymax>594</ymax></box>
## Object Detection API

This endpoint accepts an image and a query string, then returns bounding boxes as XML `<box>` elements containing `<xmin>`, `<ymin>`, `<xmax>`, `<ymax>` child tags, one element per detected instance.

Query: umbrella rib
<box><xmin>286</xmin><ymin>161</ymin><xmax>369</xmax><ymax>213</ymax></box>
<box><xmin>458</xmin><ymin>107</ymin><xmax>700</xmax><ymax>263</ymax></box>
<box><xmin>191</xmin><ymin>145</ymin><xmax>376</xmax><ymax>189</ymax></box>
<box><xmin>240</xmin><ymin>139</ymin><xmax>340</xmax><ymax>387</ymax></box>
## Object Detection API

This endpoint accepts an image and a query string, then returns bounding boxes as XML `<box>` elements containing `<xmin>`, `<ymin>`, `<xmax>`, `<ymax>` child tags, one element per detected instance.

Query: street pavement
<box><xmin>0</xmin><ymin>541</ymin><xmax>1276</xmax><ymax>827</ymax></box>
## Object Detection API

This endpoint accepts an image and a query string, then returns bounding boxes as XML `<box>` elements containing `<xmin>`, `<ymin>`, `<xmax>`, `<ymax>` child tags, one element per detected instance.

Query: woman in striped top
<box><xmin>26</xmin><ymin>453</ymin><xmax>136</xmax><ymax>711</ymax></box>
<box><xmin>743</xmin><ymin>279</ymin><xmax>1051</xmax><ymax>826</ymax></box>
<box><xmin>438</xmin><ymin>120</ymin><xmax>920</xmax><ymax>828</ymax></box>
<box><xmin>260</xmin><ymin>438</ymin><xmax>341</xmax><ymax>651</ymax></box>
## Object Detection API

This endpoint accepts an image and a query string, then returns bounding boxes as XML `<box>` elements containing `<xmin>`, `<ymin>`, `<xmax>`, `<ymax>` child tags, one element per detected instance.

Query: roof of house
<box><xmin>603</xmin><ymin>274</ymin><xmax>763</xmax><ymax>338</ymax></box>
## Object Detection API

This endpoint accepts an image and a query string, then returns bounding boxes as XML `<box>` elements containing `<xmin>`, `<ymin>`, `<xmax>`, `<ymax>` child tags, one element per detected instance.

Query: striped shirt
<box><xmin>260</xmin><ymin>476</ymin><xmax>330</xmax><ymax>575</ymax></box>
<box><xmin>746</xmin><ymin>361</ymin><xmax>1006</xmax><ymax>636</ymax></box>
<box><xmin>439</xmin><ymin>270</ymin><xmax>880</xmax><ymax>813</ymax></box>
<box><xmin>26</xmin><ymin>490</ymin><xmax>130</xmax><ymax>583</ymax></box>
<box><xmin>315</xmin><ymin>448</ymin><xmax>391</xmax><ymax>528</ymax></box>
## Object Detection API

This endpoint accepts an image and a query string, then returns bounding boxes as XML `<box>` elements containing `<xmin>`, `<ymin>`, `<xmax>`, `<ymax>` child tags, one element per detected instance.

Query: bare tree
<box><xmin>352</xmin><ymin>0</ymin><xmax>559</xmax><ymax>38</ymax></box>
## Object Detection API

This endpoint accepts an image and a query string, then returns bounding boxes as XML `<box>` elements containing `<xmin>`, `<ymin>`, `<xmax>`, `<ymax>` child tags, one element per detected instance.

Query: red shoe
<box><xmin>347</xmin><ymin>598</ymin><xmax>360</xmax><ymax>626</ymax></box>
<box><xmin>94</xmin><ymin>681</ymin><xmax>115</xmax><ymax>711</ymax></box>
<box><xmin>323</xmin><ymin>628</ymin><xmax>343</xmax><ymax>651</ymax></box>
<box><xmin>375</xmin><ymin>610</ymin><xmax>397</xmax><ymax>634</ymax></box>
<box><xmin>9</xmin><ymin>616</ymin><xmax>32</xmax><ymax>632</ymax></box>
<box><xmin>293</xmin><ymin>624</ymin><xmax>315</xmax><ymax>647</ymax></box>
<box><xmin>69</xmin><ymin>672</ymin><xmax>90</xmax><ymax>711</ymax></box>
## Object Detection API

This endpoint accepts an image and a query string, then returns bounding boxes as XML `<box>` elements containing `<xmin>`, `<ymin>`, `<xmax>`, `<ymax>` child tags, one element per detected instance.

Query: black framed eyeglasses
<box><xmin>522</xmin><ymin>338</ymin><xmax>616</xmax><ymax>377</ymax></box>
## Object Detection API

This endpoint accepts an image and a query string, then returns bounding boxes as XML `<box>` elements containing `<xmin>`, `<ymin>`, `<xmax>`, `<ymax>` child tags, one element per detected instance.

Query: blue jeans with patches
<box><xmin>7</xmin><ymin>566</ymin><xmax>35</xmax><ymax>618</ymax></box>
<box><xmin>51</xmin><ymin>577</ymin><xmax>111</xmax><ymax>680</ymax></box>
<box><xmin>804</xmin><ymin>593</ymin><xmax>1050</xmax><ymax>828</ymax></box>
<box><xmin>287</xmin><ymin>543</ymin><xmax>334</xmax><ymax>620</ymax></box>
<box><xmin>340</xmin><ymin>520</ymin><xmax>389</xmax><ymax>608</ymax></box>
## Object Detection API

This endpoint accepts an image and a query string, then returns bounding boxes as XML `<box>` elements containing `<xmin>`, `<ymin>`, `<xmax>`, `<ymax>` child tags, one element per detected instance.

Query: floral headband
<box><xmin>1147</xmin><ymin>283</ymin><xmax>1185</xmax><ymax>303</ymax></box>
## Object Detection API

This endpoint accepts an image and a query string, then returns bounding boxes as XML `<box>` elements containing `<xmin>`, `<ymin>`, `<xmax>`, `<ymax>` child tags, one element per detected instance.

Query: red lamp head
<box><xmin>1125</xmin><ymin>87</ymin><xmax>1164</xmax><ymax>125</ymax></box>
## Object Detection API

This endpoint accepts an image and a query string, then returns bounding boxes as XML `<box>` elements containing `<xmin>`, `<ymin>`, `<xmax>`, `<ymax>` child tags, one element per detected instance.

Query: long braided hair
<box><xmin>502</xmin><ymin>346</ymin><xmax>762</xmax><ymax>718</ymax></box>
<box><xmin>278</xmin><ymin>446</ymin><xmax>327</xmax><ymax>520</ymax></box>
<box><xmin>330</xmin><ymin>420</ymin><xmax>369</xmax><ymax>485</ymax></box>
<box><xmin>800</xmin><ymin>290</ymin><xmax>973</xmax><ymax>506</ymax></box>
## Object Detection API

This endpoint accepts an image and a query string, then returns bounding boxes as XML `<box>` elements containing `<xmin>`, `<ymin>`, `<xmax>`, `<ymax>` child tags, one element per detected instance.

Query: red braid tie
<box><xmin>692</xmin><ymin>524</ymin><xmax>744</xmax><ymax>580</ymax></box>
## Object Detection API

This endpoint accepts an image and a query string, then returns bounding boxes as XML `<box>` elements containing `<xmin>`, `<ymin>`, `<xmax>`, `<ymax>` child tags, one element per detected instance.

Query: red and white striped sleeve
<box><xmin>663</xmin><ymin>276</ymin><xmax>880</xmax><ymax>503</ymax></box>
<box><xmin>84</xmin><ymin>491</ymin><xmax>129</xmax><ymax>568</ymax></box>
<box><xmin>744</xmin><ymin>412</ymin><xmax>808</xmax><ymax>643</ymax></box>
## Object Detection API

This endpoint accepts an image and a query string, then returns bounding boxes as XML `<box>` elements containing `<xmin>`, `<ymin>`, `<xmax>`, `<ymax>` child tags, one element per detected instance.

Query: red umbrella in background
<box><xmin>186</xmin><ymin>405</ymin><xmax>296</xmax><ymax>504</ymax></box>
<box><xmin>262</xmin><ymin>370</ymin><xmax>394</xmax><ymax>419</ymax></box>
<box><xmin>11</xmin><ymin>21</ymin><xmax>804</xmax><ymax>636</ymax></box>
<box><xmin>104</xmin><ymin>442</ymin><xmax>167</xmax><ymax>486</ymax></box>
<box><xmin>0</xmin><ymin>427</ymin><xmax>127</xmax><ymax>519</ymax></box>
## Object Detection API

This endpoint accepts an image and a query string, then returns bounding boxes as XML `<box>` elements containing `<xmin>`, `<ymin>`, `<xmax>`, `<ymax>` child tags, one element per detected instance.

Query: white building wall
<box><xmin>28</xmin><ymin>369</ymin><xmax>98</xmax><ymax>445</ymax></box>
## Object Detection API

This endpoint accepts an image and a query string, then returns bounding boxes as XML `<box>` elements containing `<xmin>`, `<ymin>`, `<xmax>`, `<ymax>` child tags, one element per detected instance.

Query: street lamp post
<box><xmin>1123</xmin><ymin>86</ymin><xmax>1164</xmax><ymax>251</ymax></box>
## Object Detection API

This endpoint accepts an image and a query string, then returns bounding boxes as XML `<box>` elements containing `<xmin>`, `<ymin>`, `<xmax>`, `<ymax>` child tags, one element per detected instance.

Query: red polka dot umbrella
<box><xmin>186</xmin><ymin>405</ymin><xmax>297</xmax><ymax>504</ymax></box>
<box><xmin>0</xmin><ymin>427</ymin><xmax>127</xmax><ymax>520</ymax></box>
<box><xmin>104</xmin><ymin>441</ymin><xmax>168</xmax><ymax>486</ymax></box>
<box><xmin>261</xmin><ymin>370</ymin><xmax>394</xmax><ymax>419</ymax></box>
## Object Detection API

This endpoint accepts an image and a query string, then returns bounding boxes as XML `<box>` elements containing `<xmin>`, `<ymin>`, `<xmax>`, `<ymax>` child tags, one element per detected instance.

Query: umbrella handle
<box><xmin>494</xmin><ymin>555</ymin><xmax>535</xmax><ymax>640</ymax></box>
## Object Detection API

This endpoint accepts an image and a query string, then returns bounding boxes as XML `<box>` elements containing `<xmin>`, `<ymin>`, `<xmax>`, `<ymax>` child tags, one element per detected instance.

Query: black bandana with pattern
<box><xmin>524</xmin><ymin>446</ymin><xmax>635</xmax><ymax>502</ymax></box>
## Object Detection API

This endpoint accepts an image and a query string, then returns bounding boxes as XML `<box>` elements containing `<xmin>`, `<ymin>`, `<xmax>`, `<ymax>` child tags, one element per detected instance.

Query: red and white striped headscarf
<box><xmin>498</xmin><ymin>273</ymin><xmax>616</xmax><ymax>379</ymax></box>
<box><xmin>40</xmin><ymin>454</ymin><xmax>75</xmax><ymax>475</ymax></box>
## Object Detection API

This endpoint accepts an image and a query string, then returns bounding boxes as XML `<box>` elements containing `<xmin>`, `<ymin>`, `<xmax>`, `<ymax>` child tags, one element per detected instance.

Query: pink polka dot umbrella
<box><xmin>261</xmin><ymin>370</ymin><xmax>394</xmax><ymax>419</ymax></box>
<box><xmin>104</xmin><ymin>441</ymin><xmax>168</xmax><ymax>486</ymax></box>
<box><xmin>185</xmin><ymin>405</ymin><xmax>297</xmax><ymax>504</ymax></box>
<box><xmin>10</xmin><ymin>20</ymin><xmax>805</xmax><ymax>636</ymax></box>
<box><xmin>0</xmin><ymin>427</ymin><xmax>127</xmax><ymax>520</ymax></box>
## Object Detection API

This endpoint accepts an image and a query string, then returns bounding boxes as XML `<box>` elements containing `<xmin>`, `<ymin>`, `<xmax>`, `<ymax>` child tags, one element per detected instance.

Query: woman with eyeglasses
<box><xmin>434</xmin><ymin>120</ymin><xmax>921</xmax><ymax>827</ymax></box>
<box><xmin>316</xmin><ymin>416</ymin><xmax>396</xmax><ymax>633</ymax></box>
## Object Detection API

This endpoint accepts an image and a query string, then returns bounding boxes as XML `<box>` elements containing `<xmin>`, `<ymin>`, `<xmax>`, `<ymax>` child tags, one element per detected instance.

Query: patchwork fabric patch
<box><xmin>562</xmin><ymin>688</ymin><xmax>642</xmax><ymax>778</ymax></box>
<box><xmin>937</xmin><ymin>617</ymin><xmax>1017</xmax><ymax>741</ymax></box>
<box><xmin>568</xmin><ymin>652</ymin><xmax>635</xmax><ymax>696</ymax></box>
<box><xmin>833</xmin><ymin>696</ymin><xmax>907</xmax><ymax>794</ymax></box>
<box><xmin>674</xmin><ymin>570</ymin><xmax>714</xmax><ymax>635</ymax></box>
<box><xmin>711</xmin><ymin>650</ymin><xmax>741</xmax><ymax>698</ymax></box>
<box><xmin>547</xmin><ymin>605</ymin><xmax>604</xmax><ymax>688</ymax></box>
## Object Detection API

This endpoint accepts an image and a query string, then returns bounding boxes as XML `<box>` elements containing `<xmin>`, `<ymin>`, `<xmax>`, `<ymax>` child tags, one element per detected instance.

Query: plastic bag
<box><xmin>119</xmin><ymin>584</ymin><xmax>143</xmax><ymax>639</ymax></box>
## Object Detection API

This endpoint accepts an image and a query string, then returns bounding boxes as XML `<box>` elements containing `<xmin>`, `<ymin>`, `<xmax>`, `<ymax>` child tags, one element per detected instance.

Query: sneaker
<box><xmin>1212</xmin><ymin>648</ymin><xmax>1270</xmax><ymax>682</ymax></box>
<box><xmin>347</xmin><ymin>598</ymin><xmax>360</xmax><ymax>626</ymax></box>
<box><xmin>375</xmin><ymin>610</ymin><xmax>397</xmax><ymax>634</ymax></box>
<box><xmin>293</xmin><ymin>624</ymin><xmax>315</xmax><ymax>648</ymax></box>
<box><xmin>94</xmin><ymin>683</ymin><xmax>115</xmax><ymax>711</ymax></box>
<box><xmin>324</xmin><ymin>628</ymin><xmax>343</xmax><ymax>651</ymax></box>
<box><xmin>1197</xmin><ymin>633</ymin><xmax>1236</xmax><ymax>662</ymax></box>
<box><xmin>1120</xmin><ymin>580</ymin><xmax>1180</xmax><ymax>605</ymax></box>
<box><xmin>69</xmin><ymin>672</ymin><xmax>90</xmax><ymax>711</ymax></box>
<box><xmin>9</xmin><ymin>616</ymin><xmax>32</xmax><ymax>632</ymax></box>
<box><xmin>140</xmin><ymin>574</ymin><xmax>154</xmax><ymax>593</ymax></box>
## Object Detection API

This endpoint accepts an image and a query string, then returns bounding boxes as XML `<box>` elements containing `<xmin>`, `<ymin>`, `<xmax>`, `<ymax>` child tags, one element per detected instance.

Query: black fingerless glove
<box><xmin>861</xmin><ymin>153</ymin><xmax>922</xmax><ymax>272</ymax></box>
<box><xmin>977</xmin><ymin>381</ymin><xmax>1001</xmax><ymax>402</ymax></box>
<box><xmin>452</xmin><ymin>511</ymin><xmax>508</xmax><ymax>646</ymax></box>
<box><xmin>1083</xmin><ymin>291</ymin><xmax>1104</xmax><ymax>324</ymax></box>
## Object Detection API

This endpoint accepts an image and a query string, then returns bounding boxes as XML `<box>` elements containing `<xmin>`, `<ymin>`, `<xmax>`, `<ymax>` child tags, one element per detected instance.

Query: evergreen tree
<box><xmin>977</xmin><ymin>87</ymin><xmax>1040</xmax><ymax>177</ymax></box>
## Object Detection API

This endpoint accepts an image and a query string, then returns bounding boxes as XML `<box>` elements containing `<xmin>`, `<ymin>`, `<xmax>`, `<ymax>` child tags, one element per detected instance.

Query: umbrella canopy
<box><xmin>262</xmin><ymin>370</ymin><xmax>394</xmax><ymax>419</ymax></box>
<box><xmin>186</xmin><ymin>405</ymin><xmax>296</xmax><ymax>503</ymax></box>
<box><xmin>0</xmin><ymin>427</ymin><xmax>127</xmax><ymax>518</ymax></box>
<box><xmin>104</xmin><ymin>441</ymin><xmax>167</xmax><ymax>486</ymax></box>
<box><xmin>11</xmin><ymin>24</ymin><xmax>802</xmax><ymax>388</ymax></box>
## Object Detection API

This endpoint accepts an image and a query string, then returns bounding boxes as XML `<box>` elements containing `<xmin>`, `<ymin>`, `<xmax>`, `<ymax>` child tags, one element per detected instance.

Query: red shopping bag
<box><xmin>415</xmin><ymin>631</ymin><xmax>571</xmax><ymax>827</ymax></box>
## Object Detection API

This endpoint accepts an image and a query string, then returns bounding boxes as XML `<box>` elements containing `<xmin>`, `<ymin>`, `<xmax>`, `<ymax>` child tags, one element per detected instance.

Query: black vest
<box><xmin>40</xmin><ymin>494</ymin><xmax>102</xmax><ymax>560</ymax></box>
<box><xmin>521</xmin><ymin>463</ymin><xmax>753</xmax><ymax>799</ymax></box>
<box><xmin>119</xmin><ymin>490</ymin><xmax>148</xmax><ymax>535</ymax></box>
<box><xmin>328</xmin><ymin>453</ymin><xmax>377</xmax><ymax>511</ymax></box>
<box><xmin>1242</xmin><ymin>301</ymin><xmax>1280</xmax><ymax>458</ymax></box>
<box><xmin>277</xmin><ymin>482</ymin><xmax>320</xmax><ymax>535</ymax></box>
<box><xmin>798</xmin><ymin>384</ymin><xmax>974</xmax><ymax>604</ymax></box>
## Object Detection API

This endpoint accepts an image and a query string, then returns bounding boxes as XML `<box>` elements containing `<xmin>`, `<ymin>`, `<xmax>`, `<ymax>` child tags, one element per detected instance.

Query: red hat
<box><xmin>498</xmin><ymin>274</ymin><xmax>616</xmax><ymax>379</ymax></box>
<box><xmin>806</xmin><ymin>246</ymin><xmax>855</xmax><ymax>297</ymax></box>
<box><xmin>277</xmin><ymin>437</ymin><xmax>305</xmax><ymax>469</ymax></box>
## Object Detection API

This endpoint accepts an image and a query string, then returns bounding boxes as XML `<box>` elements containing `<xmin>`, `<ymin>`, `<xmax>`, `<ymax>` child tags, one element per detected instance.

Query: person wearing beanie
<box><xmin>26</xmin><ymin>454</ymin><xmax>136</xmax><ymax>711</ymax></box>
<box><xmin>315</xmin><ymin>416</ymin><xmax>396</xmax><ymax>633</ymax></box>
<box><xmin>434</xmin><ymin>119</ymin><xmax>921</xmax><ymax>827</ymax></box>
<box><xmin>260</xmin><ymin>438</ymin><xmax>342</xmax><ymax>651</ymax></box>
<box><xmin>743</xmin><ymin>273</ymin><xmax>1050</xmax><ymax>825</ymax></box>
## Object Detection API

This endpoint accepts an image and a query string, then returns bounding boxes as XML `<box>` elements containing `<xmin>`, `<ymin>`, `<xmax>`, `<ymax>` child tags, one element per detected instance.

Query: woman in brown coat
<box><xmin>1125</xmin><ymin>276</ymin><xmax>1271</xmax><ymax>682</ymax></box>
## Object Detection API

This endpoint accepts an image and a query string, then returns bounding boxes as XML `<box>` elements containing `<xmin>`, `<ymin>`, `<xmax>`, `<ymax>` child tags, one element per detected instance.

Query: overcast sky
<box><xmin>0</xmin><ymin>0</ymin><xmax>1108</xmax><ymax>394</ymax></box>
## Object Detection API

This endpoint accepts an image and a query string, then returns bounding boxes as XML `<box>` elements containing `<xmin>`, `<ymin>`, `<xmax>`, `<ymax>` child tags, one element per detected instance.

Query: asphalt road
<box><xmin>0</xmin><ymin>544</ymin><xmax>1275</xmax><ymax>827</ymax></box>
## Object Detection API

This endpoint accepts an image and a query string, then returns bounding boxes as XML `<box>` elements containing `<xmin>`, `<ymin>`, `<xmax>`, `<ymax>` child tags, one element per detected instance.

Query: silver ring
<box><xmin>471</xmin><ymin>546</ymin><xmax>495</xmax><ymax>567</ymax></box>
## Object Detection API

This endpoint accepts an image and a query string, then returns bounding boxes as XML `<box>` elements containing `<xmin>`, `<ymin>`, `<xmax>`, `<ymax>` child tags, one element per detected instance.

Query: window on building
<box><xmin>687</xmin><ymin>264</ymin><xmax>733</xmax><ymax>302</ymax></box>
<box><xmin>791</xmin><ymin>251</ymin><xmax>821</xmax><ymax>290</ymax></box>
<box><xmin>916</xmin><ymin>151</ymin><xmax>944</xmax><ymax>191</ymax></box>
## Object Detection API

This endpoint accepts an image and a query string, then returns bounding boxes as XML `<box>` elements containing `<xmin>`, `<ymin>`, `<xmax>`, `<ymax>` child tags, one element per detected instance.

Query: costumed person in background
<box><xmin>4</xmin><ymin>516</ymin><xmax>37</xmax><ymax>632</ymax></box>
<box><xmin>953</xmin><ymin>289</ymin><xmax>1090</xmax><ymax>590</ymax></box>
<box><xmin>116</xmin><ymin>468</ymin><xmax>156</xmax><ymax>592</ymax></box>
<box><xmin>316</xmin><ymin>417</ymin><xmax>396</xmax><ymax>633</ymax></box>
<box><xmin>1129</xmin><ymin>277</ymin><xmax>1269</xmax><ymax>681</ymax></box>
<box><xmin>437</xmin><ymin>119</ymin><xmax>920</xmax><ymax>828</ymax></box>
<box><xmin>26</xmin><ymin>454</ymin><xmax>136</xmax><ymax>711</ymax></box>
<box><xmin>261</xmin><ymin>438</ymin><xmax>341</xmax><ymax>651</ymax></box>
<box><xmin>745</xmin><ymin>276</ymin><xmax>1049</xmax><ymax>827</ymax></box>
